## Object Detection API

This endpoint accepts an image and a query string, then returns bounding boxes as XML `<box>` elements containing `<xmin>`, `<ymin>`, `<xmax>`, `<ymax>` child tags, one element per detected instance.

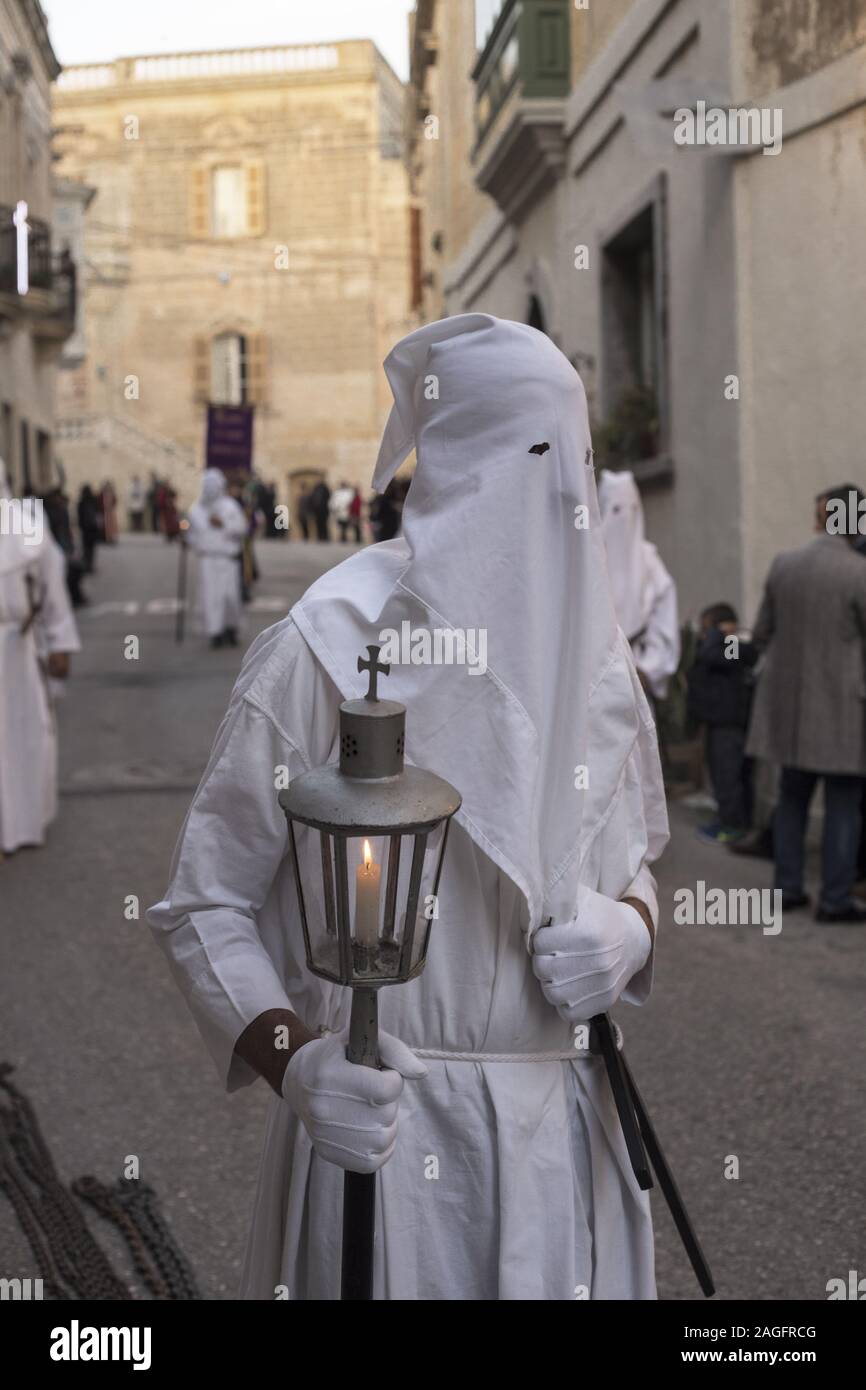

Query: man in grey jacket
<box><xmin>747</xmin><ymin>485</ymin><xmax>866</xmax><ymax>923</ymax></box>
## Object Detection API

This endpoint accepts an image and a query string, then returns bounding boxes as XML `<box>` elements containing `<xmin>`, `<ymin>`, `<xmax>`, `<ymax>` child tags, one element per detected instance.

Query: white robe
<box><xmin>187</xmin><ymin>494</ymin><xmax>247</xmax><ymax>638</ymax></box>
<box><xmin>630</xmin><ymin>545</ymin><xmax>680</xmax><ymax>702</ymax></box>
<box><xmin>0</xmin><ymin>530</ymin><xmax>80</xmax><ymax>853</ymax></box>
<box><xmin>150</xmin><ymin>315</ymin><xmax>670</xmax><ymax>1300</ymax></box>
<box><xmin>598</xmin><ymin>471</ymin><xmax>680</xmax><ymax>700</ymax></box>
<box><xmin>149</xmin><ymin>618</ymin><xmax>662</xmax><ymax>1300</ymax></box>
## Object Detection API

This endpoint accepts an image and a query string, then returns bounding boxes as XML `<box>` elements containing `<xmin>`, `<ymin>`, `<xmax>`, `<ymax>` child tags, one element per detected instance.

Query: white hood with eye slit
<box><xmin>292</xmin><ymin>315</ymin><xmax>667</xmax><ymax>933</ymax></box>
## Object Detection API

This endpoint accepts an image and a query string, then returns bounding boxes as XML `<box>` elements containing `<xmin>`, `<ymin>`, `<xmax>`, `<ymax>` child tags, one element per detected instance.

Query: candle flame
<box><xmin>363</xmin><ymin>839</ymin><xmax>372</xmax><ymax>871</ymax></box>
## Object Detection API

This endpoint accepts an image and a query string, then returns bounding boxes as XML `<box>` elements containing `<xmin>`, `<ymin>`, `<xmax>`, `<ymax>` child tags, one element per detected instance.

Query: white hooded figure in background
<box><xmin>0</xmin><ymin>459</ymin><xmax>80</xmax><ymax>855</ymax></box>
<box><xmin>149</xmin><ymin>316</ymin><xmax>669</xmax><ymax>1300</ymax></box>
<box><xmin>187</xmin><ymin>468</ymin><xmax>247</xmax><ymax>648</ymax></box>
<box><xmin>597</xmin><ymin>469</ymin><xmax>680</xmax><ymax>701</ymax></box>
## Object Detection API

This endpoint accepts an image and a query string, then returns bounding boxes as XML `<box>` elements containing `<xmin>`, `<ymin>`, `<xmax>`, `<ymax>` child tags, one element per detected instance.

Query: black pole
<box><xmin>175</xmin><ymin>534</ymin><xmax>188</xmax><ymax>644</ymax></box>
<box><xmin>341</xmin><ymin>987</ymin><xmax>379</xmax><ymax>1300</ymax></box>
<box><xmin>592</xmin><ymin>1013</ymin><xmax>652</xmax><ymax>1189</ymax></box>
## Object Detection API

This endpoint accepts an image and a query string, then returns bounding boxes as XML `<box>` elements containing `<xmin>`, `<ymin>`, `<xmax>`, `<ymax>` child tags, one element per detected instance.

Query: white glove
<box><xmin>531</xmin><ymin>886</ymin><xmax>652</xmax><ymax>1024</ymax></box>
<box><xmin>281</xmin><ymin>1027</ymin><xmax>428</xmax><ymax>1175</ymax></box>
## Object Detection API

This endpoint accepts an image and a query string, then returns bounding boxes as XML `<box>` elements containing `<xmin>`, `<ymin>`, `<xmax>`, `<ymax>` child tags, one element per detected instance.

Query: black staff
<box><xmin>175</xmin><ymin>523</ymin><xmax>189</xmax><ymax>644</ymax></box>
<box><xmin>591</xmin><ymin>1012</ymin><xmax>715</xmax><ymax>1297</ymax></box>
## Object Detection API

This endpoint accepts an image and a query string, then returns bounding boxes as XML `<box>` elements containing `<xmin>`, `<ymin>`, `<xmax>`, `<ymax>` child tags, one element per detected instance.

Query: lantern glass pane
<box><xmin>338</xmin><ymin>826</ymin><xmax>449</xmax><ymax>982</ymax></box>
<box><xmin>292</xmin><ymin>819</ymin><xmax>450</xmax><ymax>984</ymax></box>
<box><xmin>289</xmin><ymin>826</ymin><xmax>339</xmax><ymax>979</ymax></box>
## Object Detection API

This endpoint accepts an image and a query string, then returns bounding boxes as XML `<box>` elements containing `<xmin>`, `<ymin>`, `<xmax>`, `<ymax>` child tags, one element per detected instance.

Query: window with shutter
<box><xmin>244</xmin><ymin>160</ymin><xmax>266</xmax><ymax>238</ymax></box>
<box><xmin>246</xmin><ymin>332</ymin><xmax>268</xmax><ymax>406</ymax></box>
<box><xmin>211</xmin><ymin>333</ymin><xmax>247</xmax><ymax>405</ymax></box>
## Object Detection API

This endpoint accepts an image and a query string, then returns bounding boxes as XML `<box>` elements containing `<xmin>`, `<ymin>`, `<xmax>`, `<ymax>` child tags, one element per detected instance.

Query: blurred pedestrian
<box><xmin>329</xmin><ymin>480</ymin><xmax>354</xmax><ymax>542</ymax></box>
<box><xmin>161</xmin><ymin>485</ymin><xmax>181</xmax><ymax>541</ymax></box>
<box><xmin>309</xmin><ymin>479</ymin><xmax>330</xmax><ymax>542</ymax></box>
<box><xmin>348</xmin><ymin>486</ymin><xmax>362</xmax><ymax>543</ymax></box>
<box><xmin>187</xmin><ymin>469</ymin><xmax>247</xmax><ymax>649</ymax></box>
<box><xmin>747</xmin><ymin>484</ymin><xmax>866</xmax><ymax>922</ymax></box>
<box><xmin>297</xmin><ymin>486</ymin><xmax>311</xmax><ymax>541</ymax></box>
<box><xmin>77</xmin><ymin>484</ymin><xmax>101</xmax><ymax>574</ymax></box>
<box><xmin>260</xmin><ymin>480</ymin><xmax>278</xmax><ymax>538</ymax></box>
<box><xmin>687</xmin><ymin>603</ymin><xmax>758</xmax><ymax>844</ymax></box>
<box><xmin>42</xmin><ymin>487</ymin><xmax>86</xmax><ymax>607</ymax></box>
<box><xmin>369</xmin><ymin>480</ymin><xmax>401</xmax><ymax>541</ymax></box>
<box><xmin>0</xmin><ymin>458</ymin><xmax>81</xmax><ymax>855</ymax></box>
<box><xmin>597</xmin><ymin>469</ymin><xmax>680</xmax><ymax>701</ymax></box>
<box><xmin>228</xmin><ymin>474</ymin><xmax>258</xmax><ymax>599</ymax></box>
<box><xmin>100</xmin><ymin>481</ymin><xmax>119</xmax><ymax>544</ymax></box>
<box><xmin>127</xmin><ymin>474</ymin><xmax>146</xmax><ymax>532</ymax></box>
<box><xmin>146</xmin><ymin>472</ymin><xmax>161</xmax><ymax>532</ymax></box>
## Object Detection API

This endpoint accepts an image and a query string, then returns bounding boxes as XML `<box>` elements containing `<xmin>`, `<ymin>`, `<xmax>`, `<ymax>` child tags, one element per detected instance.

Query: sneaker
<box><xmin>697</xmin><ymin>824</ymin><xmax>747</xmax><ymax>845</ymax></box>
<box><xmin>815</xmin><ymin>899</ymin><xmax>866</xmax><ymax>924</ymax></box>
<box><xmin>717</xmin><ymin>827</ymin><xmax>749</xmax><ymax>845</ymax></box>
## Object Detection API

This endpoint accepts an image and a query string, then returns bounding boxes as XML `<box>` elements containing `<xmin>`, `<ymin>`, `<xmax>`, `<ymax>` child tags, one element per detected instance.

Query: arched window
<box><xmin>211</xmin><ymin>332</ymin><xmax>247</xmax><ymax>406</ymax></box>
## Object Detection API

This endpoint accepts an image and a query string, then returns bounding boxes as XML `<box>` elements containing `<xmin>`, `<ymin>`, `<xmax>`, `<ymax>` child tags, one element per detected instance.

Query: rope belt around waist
<box><xmin>412</xmin><ymin>1023</ymin><xmax>622</xmax><ymax>1063</ymax></box>
<box><xmin>414</xmin><ymin>1017</ymin><xmax>716</xmax><ymax>1300</ymax></box>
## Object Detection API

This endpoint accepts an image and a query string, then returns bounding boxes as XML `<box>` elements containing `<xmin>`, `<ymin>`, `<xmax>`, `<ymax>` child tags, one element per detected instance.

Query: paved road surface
<box><xmin>1</xmin><ymin>535</ymin><xmax>863</xmax><ymax>1300</ymax></box>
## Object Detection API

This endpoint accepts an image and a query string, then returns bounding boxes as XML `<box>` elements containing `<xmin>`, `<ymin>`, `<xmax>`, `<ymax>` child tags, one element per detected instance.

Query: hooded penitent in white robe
<box><xmin>148</xmin><ymin>316</ymin><xmax>669</xmax><ymax>1300</ymax></box>
<box><xmin>597</xmin><ymin>470</ymin><xmax>680</xmax><ymax>701</ymax></box>
<box><xmin>187</xmin><ymin>469</ymin><xmax>247</xmax><ymax>638</ymax></box>
<box><xmin>0</xmin><ymin>462</ymin><xmax>81</xmax><ymax>853</ymax></box>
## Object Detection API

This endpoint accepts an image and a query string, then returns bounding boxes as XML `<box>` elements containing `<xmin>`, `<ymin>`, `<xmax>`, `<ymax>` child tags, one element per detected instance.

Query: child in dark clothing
<box><xmin>687</xmin><ymin>603</ymin><xmax>759</xmax><ymax>844</ymax></box>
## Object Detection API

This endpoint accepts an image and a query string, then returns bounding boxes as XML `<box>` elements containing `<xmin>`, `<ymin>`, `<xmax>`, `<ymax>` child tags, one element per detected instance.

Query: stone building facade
<box><xmin>409</xmin><ymin>0</ymin><xmax>866</xmax><ymax>621</ymax></box>
<box><xmin>0</xmin><ymin>0</ymin><xmax>74</xmax><ymax>494</ymax></box>
<box><xmin>52</xmin><ymin>42</ymin><xmax>414</xmax><ymax>528</ymax></box>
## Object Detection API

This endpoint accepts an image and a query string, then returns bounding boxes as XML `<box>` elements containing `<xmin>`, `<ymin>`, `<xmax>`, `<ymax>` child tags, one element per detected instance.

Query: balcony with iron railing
<box><xmin>0</xmin><ymin>205</ymin><xmax>77</xmax><ymax>338</ymax></box>
<box><xmin>472</xmin><ymin>0</ymin><xmax>571</xmax><ymax>222</ymax></box>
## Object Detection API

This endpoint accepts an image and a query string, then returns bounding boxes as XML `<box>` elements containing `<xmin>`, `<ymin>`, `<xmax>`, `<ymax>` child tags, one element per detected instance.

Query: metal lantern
<box><xmin>278</xmin><ymin>643</ymin><xmax>461</xmax><ymax>1300</ymax></box>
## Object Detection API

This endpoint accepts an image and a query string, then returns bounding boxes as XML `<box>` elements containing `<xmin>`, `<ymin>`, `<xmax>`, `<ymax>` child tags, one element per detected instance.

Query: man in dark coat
<box><xmin>76</xmin><ymin>484</ymin><xmax>101</xmax><ymax>574</ymax></box>
<box><xmin>747</xmin><ymin>485</ymin><xmax>866</xmax><ymax>922</ymax></box>
<box><xmin>308</xmin><ymin>480</ymin><xmax>330</xmax><ymax>542</ymax></box>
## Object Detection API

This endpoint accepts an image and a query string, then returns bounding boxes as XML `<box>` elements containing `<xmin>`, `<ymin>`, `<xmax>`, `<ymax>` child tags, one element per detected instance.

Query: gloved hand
<box><xmin>531</xmin><ymin>886</ymin><xmax>652</xmax><ymax>1024</ymax></box>
<box><xmin>281</xmin><ymin>1027</ymin><xmax>428</xmax><ymax>1174</ymax></box>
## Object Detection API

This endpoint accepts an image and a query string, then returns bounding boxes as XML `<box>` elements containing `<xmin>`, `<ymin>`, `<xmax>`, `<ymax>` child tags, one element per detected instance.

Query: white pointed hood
<box><xmin>597</xmin><ymin>469</ymin><xmax>657</xmax><ymax>640</ymax></box>
<box><xmin>198</xmin><ymin>468</ymin><xmax>228</xmax><ymax>506</ymax></box>
<box><xmin>292</xmin><ymin>315</ymin><xmax>666</xmax><ymax>932</ymax></box>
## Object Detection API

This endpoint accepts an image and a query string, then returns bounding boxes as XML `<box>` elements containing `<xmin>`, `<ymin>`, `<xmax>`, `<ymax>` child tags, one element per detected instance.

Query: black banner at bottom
<box><xmin>1</xmin><ymin>1296</ymin><xmax>857</xmax><ymax>1374</ymax></box>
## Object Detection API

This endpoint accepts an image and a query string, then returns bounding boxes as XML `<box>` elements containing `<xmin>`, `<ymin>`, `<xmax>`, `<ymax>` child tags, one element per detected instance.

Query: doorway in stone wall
<box><xmin>288</xmin><ymin>468</ymin><xmax>326</xmax><ymax>541</ymax></box>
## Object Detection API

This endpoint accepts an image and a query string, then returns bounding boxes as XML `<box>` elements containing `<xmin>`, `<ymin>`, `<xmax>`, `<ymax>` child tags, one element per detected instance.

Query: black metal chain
<box><xmin>0</xmin><ymin>1065</ymin><xmax>202</xmax><ymax>1301</ymax></box>
<box><xmin>0</xmin><ymin>1128</ymin><xmax>68</xmax><ymax>1300</ymax></box>
<box><xmin>0</xmin><ymin>1064</ymin><xmax>130</xmax><ymax>1300</ymax></box>
<box><xmin>73</xmin><ymin>1176</ymin><xmax>200</xmax><ymax>1300</ymax></box>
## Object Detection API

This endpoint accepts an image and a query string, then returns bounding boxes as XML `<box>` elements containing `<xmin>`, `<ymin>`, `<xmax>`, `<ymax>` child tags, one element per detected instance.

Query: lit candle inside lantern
<box><xmin>355</xmin><ymin>839</ymin><xmax>381</xmax><ymax>947</ymax></box>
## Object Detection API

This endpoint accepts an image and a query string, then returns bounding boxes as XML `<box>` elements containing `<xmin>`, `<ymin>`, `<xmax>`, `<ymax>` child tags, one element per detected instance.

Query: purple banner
<box><xmin>206</xmin><ymin>405</ymin><xmax>254</xmax><ymax>474</ymax></box>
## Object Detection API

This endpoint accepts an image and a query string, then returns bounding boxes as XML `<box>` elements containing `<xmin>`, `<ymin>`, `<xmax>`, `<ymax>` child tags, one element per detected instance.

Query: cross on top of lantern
<box><xmin>279</xmin><ymin>645</ymin><xmax>462</xmax><ymax>988</ymax></box>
